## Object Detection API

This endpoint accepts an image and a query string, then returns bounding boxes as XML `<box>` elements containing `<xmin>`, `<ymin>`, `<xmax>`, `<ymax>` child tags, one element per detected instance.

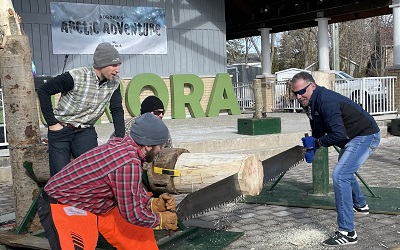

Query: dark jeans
<box><xmin>48</xmin><ymin>126</ymin><xmax>98</xmax><ymax>176</ymax></box>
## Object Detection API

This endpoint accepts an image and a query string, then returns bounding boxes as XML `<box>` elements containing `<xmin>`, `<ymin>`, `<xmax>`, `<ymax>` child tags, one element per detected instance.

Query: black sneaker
<box><xmin>322</xmin><ymin>231</ymin><xmax>358</xmax><ymax>246</ymax></box>
<box><xmin>353</xmin><ymin>204</ymin><xmax>369</xmax><ymax>215</ymax></box>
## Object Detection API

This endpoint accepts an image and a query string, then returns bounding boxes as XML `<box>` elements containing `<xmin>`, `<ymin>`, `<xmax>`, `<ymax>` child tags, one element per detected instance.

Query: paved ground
<box><xmin>183</xmin><ymin>135</ymin><xmax>400</xmax><ymax>250</ymax></box>
<box><xmin>0</xmin><ymin>112</ymin><xmax>399</xmax><ymax>249</ymax></box>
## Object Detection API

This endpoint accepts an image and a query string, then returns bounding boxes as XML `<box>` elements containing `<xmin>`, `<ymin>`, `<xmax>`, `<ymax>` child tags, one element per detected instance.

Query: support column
<box><xmin>259</xmin><ymin>28</ymin><xmax>272</xmax><ymax>76</ymax></box>
<box><xmin>315</xmin><ymin>18</ymin><xmax>331</xmax><ymax>71</ymax></box>
<box><xmin>390</xmin><ymin>0</ymin><xmax>400</xmax><ymax>66</ymax></box>
<box><xmin>332</xmin><ymin>23</ymin><xmax>340</xmax><ymax>71</ymax></box>
<box><xmin>386</xmin><ymin>1</ymin><xmax>400</xmax><ymax>113</ymax></box>
<box><xmin>255</xmin><ymin>28</ymin><xmax>275</xmax><ymax>115</ymax></box>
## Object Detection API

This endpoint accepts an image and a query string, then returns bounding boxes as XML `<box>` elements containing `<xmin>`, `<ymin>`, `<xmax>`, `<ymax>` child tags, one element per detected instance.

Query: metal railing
<box><xmin>333</xmin><ymin>76</ymin><xmax>397</xmax><ymax>115</ymax></box>
<box><xmin>271</xmin><ymin>80</ymin><xmax>303</xmax><ymax>111</ymax></box>
<box><xmin>233</xmin><ymin>82</ymin><xmax>255</xmax><ymax>111</ymax></box>
<box><xmin>235</xmin><ymin>76</ymin><xmax>397</xmax><ymax>115</ymax></box>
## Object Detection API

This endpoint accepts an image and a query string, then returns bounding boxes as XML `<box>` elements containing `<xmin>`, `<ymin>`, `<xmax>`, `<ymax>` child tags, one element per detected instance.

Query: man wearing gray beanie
<box><xmin>38</xmin><ymin>112</ymin><xmax>177</xmax><ymax>250</ymax></box>
<box><xmin>37</xmin><ymin>42</ymin><xmax>125</xmax><ymax>176</ymax></box>
<box><xmin>112</xmin><ymin>95</ymin><xmax>173</xmax><ymax>148</ymax></box>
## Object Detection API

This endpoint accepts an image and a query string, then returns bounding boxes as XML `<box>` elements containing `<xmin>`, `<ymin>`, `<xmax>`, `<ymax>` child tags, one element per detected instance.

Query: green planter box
<box><xmin>237</xmin><ymin>117</ymin><xmax>281</xmax><ymax>135</ymax></box>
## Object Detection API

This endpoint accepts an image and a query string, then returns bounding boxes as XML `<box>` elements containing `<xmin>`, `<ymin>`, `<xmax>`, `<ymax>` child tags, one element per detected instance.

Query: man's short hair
<box><xmin>291</xmin><ymin>71</ymin><xmax>316</xmax><ymax>85</ymax></box>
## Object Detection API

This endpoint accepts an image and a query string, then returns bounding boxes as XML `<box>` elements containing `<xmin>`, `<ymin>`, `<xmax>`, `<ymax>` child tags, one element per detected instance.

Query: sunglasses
<box><xmin>292</xmin><ymin>83</ymin><xmax>312</xmax><ymax>96</ymax></box>
<box><xmin>153</xmin><ymin>110</ymin><xmax>165</xmax><ymax>116</ymax></box>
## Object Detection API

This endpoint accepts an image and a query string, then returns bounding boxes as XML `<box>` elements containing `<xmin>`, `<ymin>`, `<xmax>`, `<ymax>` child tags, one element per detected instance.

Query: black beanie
<box><xmin>140</xmin><ymin>96</ymin><xmax>164</xmax><ymax>115</ymax></box>
<box><xmin>93</xmin><ymin>42</ymin><xmax>122</xmax><ymax>68</ymax></box>
<box><xmin>130</xmin><ymin>113</ymin><xmax>169</xmax><ymax>146</ymax></box>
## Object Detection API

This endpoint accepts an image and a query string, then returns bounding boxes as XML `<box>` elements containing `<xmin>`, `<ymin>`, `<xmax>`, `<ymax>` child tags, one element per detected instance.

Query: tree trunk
<box><xmin>0</xmin><ymin>34</ymin><xmax>47</xmax><ymax>231</ymax></box>
<box><xmin>0</xmin><ymin>4</ymin><xmax>48</xmax><ymax>231</ymax></box>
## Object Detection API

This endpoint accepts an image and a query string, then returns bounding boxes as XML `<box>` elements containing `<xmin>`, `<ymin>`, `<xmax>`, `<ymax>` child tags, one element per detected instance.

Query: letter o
<box><xmin>125</xmin><ymin>73</ymin><xmax>169</xmax><ymax>117</ymax></box>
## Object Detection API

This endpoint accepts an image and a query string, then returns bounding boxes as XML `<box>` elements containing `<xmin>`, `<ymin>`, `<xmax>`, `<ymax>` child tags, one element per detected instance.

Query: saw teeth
<box><xmin>263</xmin><ymin>161</ymin><xmax>303</xmax><ymax>187</ymax></box>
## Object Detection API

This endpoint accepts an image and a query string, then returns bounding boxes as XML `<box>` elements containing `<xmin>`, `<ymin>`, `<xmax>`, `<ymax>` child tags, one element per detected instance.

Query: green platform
<box><xmin>237</xmin><ymin>117</ymin><xmax>281</xmax><ymax>135</ymax></box>
<box><xmin>244</xmin><ymin>181</ymin><xmax>400</xmax><ymax>215</ymax></box>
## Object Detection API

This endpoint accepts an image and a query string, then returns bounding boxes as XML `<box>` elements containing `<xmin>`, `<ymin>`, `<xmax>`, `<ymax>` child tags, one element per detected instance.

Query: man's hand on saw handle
<box><xmin>151</xmin><ymin>193</ymin><xmax>176</xmax><ymax>212</ymax></box>
<box><xmin>154</xmin><ymin>211</ymin><xmax>178</xmax><ymax>230</ymax></box>
<box><xmin>151</xmin><ymin>193</ymin><xmax>178</xmax><ymax>230</ymax></box>
<box><xmin>301</xmin><ymin>136</ymin><xmax>317</xmax><ymax>163</ymax></box>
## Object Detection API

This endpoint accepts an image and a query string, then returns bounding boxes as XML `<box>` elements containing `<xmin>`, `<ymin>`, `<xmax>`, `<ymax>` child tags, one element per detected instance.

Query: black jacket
<box><xmin>309</xmin><ymin>86</ymin><xmax>379</xmax><ymax>148</ymax></box>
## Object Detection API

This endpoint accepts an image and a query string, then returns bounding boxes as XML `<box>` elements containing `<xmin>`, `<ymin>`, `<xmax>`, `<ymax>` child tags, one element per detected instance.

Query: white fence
<box><xmin>243</xmin><ymin>77</ymin><xmax>397</xmax><ymax>115</ymax></box>
<box><xmin>272</xmin><ymin>80</ymin><xmax>303</xmax><ymax>111</ymax></box>
<box><xmin>333</xmin><ymin>76</ymin><xmax>397</xmax><ymax>115</ymax></box>
<box><xmin>233</xmin><ymin>82</ymin><xmax>255</xmax><ymax>111</ymax></box>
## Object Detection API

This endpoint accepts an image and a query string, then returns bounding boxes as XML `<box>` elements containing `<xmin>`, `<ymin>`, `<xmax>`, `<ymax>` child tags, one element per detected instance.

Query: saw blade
<box><xmin>175</xmin><ymin>173</ymin><xmax>243</xmax><ymax>221</ymax></box>
<box><xmin>262</xmin><ymin>145</ymin><xmax>304</xmax><ymax>184</ymax></box>
<box><xmin>175</xmin><ymin>145</ymin><xmax>304</xmax><ymax>221</ymax></box>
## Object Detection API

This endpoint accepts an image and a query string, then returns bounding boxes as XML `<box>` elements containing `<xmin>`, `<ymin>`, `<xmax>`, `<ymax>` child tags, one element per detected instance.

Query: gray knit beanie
<box><xmin>93</xmin><ymin>42</ymin><xmax>122</xmax><ymax>68</ymax></box>
<box><xmin>130</xmin><ymin>113</ymin><xmax>169</xmax><ymax>146</ymax></box>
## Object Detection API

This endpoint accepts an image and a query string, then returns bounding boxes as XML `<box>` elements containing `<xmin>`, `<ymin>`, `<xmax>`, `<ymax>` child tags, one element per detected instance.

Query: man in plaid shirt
<box><xmin>38</xmin><ymin>42</ymin><xmax>125</xmax><ymax>176</ymax></box>
<box><xmin>38</xmin><ymin>113</ymin><xmax>178</xmax><ymax>250</ymax></box>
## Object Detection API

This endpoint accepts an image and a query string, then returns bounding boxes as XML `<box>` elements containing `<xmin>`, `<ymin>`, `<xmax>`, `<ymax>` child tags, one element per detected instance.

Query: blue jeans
<box><xmin>48</xmin><ymin>126</ymin><xmax>98</xmax><ymax>176</ymax></box>
<box><xmin>333</xmin><ymin>131</ymin><xmax>380</xmax><ymax>232</ymax></box>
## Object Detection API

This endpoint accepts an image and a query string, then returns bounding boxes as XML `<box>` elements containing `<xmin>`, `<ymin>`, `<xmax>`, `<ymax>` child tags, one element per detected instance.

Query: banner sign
<box><xmin>50</xmin><ymin>2</ymin><xmax>167</xmax><ymax>54</ymax></box>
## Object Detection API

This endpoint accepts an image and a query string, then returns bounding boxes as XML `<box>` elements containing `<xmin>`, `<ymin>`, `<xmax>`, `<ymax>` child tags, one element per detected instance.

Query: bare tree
<box><xmin>227</xmin><ymin>39</ymin><xmax>245</xmax><ymax>64</ymax></box>
<box><xmin>278</xmin><ymin>28</ymin><xmax>319</xmax><ymax>70</ymax></box>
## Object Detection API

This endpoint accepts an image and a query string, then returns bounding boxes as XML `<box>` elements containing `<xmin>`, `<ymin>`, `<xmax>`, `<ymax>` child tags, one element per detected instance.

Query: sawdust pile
<box><xmin>262</xmin><ymin>227</ymin><xmax>327</xmax><ymax>249</ymax></box>
<box><xmin>228</xmin><ymin>227</ymin><xmax>328</xmax><ymax>250</ymax></box>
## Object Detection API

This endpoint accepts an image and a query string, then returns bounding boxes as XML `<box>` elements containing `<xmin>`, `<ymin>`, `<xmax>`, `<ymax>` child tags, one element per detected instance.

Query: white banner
<box><xmin>50</xmin><ymin>2</ymin><xmax>167</xmax><ymax>54</ymax></box>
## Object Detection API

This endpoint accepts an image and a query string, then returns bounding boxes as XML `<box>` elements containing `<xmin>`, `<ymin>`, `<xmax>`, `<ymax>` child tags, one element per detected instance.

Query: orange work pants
<box><xmin>50</xmin><ymin>204</ymin><xmax>157</xmax><ymax>250</ymax></box>
<box><xmin>97</xmin><ymin>207</ymin><xmax>158</xmax><ymax>250</ymax></box>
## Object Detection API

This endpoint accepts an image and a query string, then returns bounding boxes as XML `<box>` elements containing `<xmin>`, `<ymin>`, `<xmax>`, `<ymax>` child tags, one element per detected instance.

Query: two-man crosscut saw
<box><xmin>175</xmin><ymin>145</ymin><xmax>304</xmax><ymax>221</ymax></box>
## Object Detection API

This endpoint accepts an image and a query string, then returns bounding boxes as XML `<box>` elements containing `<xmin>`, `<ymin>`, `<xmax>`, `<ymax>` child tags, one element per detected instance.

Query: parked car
<box><xmin>332</xmin><ymin>71</ymin><xmax>386</xmax><ymax>112</ymax></box>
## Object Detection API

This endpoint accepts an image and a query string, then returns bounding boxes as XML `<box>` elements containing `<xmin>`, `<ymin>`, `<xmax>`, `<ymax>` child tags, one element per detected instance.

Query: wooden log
<box><xmin>147</xmin><ymin>148</ymin><xmax>189</xmax><ymax>195</ymax></box>
<box><xmin>173</xmin><ymin>153</ymin><xmax>263</xmax><ymax>196</ymax></box>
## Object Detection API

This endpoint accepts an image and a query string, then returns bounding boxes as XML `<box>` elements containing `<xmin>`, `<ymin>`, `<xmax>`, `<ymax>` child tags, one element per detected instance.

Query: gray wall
<box><xmin>12</xmin><ymin>0</ymin><xmax>227</xmax><ymax>78</ymax></box>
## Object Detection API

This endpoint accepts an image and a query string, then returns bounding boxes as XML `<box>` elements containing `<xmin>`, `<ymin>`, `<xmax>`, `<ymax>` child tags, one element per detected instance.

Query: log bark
<box><xmin>147</xmin><ymin>148</ymin><xmax>190</xmax><ymax>195</ymax></box>
<box><xmin>173</xmin><ymin>152</ymin><xmax>263</xmax><ymax>196</ymax></box>
<box><xmin>0</xmin><ymin>34</ymin><xmax>47</xmax><ymax>231</ymax></box>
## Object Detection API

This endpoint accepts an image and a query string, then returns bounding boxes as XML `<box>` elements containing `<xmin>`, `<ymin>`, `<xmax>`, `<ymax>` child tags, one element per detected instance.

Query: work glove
<box><xmin>150</xmin><ymin>193</ymin><xmax>176</xmax><ymax>212</ymax></box>
<box><xmin>154</xmin><ymin>211</ymin><xmax>178</xmax><ymax>230</ymax></box>
<box><xmin>301</xmin><ymin>136</ymin><xmax>316</xmax><ymax>163</ymax></box>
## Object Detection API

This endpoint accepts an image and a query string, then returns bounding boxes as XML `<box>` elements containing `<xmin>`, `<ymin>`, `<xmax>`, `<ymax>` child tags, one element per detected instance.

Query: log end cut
<box><xmin>237</xmin><ymin>154</ymin><xmax>263</xmax><ymax>196</ymax></box>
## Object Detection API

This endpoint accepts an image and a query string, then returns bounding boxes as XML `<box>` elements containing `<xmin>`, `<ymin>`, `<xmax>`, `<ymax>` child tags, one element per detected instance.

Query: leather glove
<box><xmin>154</xmin><ymin>211</ymin><xmax>178</xmax><ymax>230</ymax></box>
<box><xmin>301</xmin><ymin>136</ymin><xmax>316</xmax><ymax>163</ymax></box>
<box><xmin>150</xmin><ymin>193</ymin><xmax>176</xmax><ymax>212</ymax></box>
<box><xmin>161</xmin><ymin>193</ymin><xmax>176</xmax><ymax>211</ymax></box>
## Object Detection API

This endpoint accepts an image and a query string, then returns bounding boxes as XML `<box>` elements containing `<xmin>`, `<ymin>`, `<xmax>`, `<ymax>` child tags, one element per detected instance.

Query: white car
<box><xmin>333</xmin><ymin>71</ymin><xmax>386</xmax><ymax>112</ymax></box>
